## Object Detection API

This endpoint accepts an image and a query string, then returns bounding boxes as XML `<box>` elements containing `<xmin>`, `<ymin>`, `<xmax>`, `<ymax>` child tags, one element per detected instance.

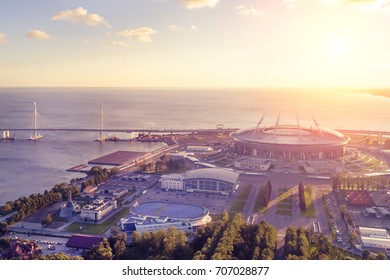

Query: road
<box><xmin>238</xmin><ymin>171</ymin><xmax>333</xmax><ymax>250</ymax></box>
<box><xmin>242</xmin><ymin>184</ymin><xmax>260</xmax><ymax>218</ymax></box>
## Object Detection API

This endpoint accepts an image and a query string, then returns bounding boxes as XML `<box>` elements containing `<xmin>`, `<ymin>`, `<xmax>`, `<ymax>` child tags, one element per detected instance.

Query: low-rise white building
<box><xmin>80</xmin><ymin>199</ymin><xmax>117</xmax><ymax>222</ymax></box>
<box><xmin>187</xmin><ymin>146</ymin><xmax>213</xmax><ymax>153</ymax></box>
<box><xmin>120</xmin><ymin>215</ymin><xmax>194</xmax><ymax>235</ymax></box>
<box><xmin>159</xmin><ymin>174</ymin><xmax>184</xmax><ymax>190</ymax></box>
<box><xmin>360</xmin><ymin>236</ymin><xmax>390</xmax><ymax>249</ymax></box>
<box><xmin>359</xmin><ymin>227</ymin><xmax>390</xmax><ymax>249</ymax></box>
<box><xmin>359</xmin><ymin>227</ymin><xmax>389</xmax><ymax>238</ymax></box>
<box><xmin>234</xmin><ymin>157</ymin><xmax>273</xmax><ymax>171</ymax></box>
<box><xmin>301</xmin><ymin>161</ymin><xmax>344</xmax><ymax>174</ymax></box>
<box><xmin>94</xmin><ymin>188</ymin><xmax>129</xmax><ymax>200</ymax></box>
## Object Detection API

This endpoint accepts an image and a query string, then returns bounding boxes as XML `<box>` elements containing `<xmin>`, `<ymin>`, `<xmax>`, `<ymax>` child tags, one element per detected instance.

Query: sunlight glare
<box><xmin>328</xmin><ymin>40</ymin><xmax>347</xmax><ymax>56</ymax></box>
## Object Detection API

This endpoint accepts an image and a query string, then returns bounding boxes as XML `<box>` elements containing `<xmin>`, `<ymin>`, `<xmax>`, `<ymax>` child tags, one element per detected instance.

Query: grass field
<box><xmin>65</xmin><ymin>207</ymin><xmax>130</xmax><ymax>235</ymax></box>
<box><xmin>277</xmin><ymin>203</ymin><xmax>293</xmax><ymax>210</ymax></box>
<box><xmin>275</xmin><ymin>187</ymin><xmax>293</xmax><ymax>216</ymax></box>
<box><xmin>253</xmin><ymin>186</ymin><xmax>267</xmax><ymax>213</ymax></box>
<box><xmin>229</xmin><ymin>185</ymin><xmax>252</xmax><ymax>216</ymax></box>
<box><xmin>281</xmin><ymin>197</ymin><xmax>293</xmax><ymax>204</ymax></box>
<box><xmin>276</xmin><ymin>209</ymin><xmax>293</xmax><ymax>216</ymax></box>
<box><xmin>301</xmin><ymin>186</ymin><xmax>316</xmax><ymax>218</ymax></box>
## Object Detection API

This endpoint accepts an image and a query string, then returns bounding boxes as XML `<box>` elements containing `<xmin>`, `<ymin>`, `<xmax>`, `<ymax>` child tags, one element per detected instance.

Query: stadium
<box><xmin>132</xmin><ymin>202</ymin><xmax>210</xmax><ymax>223</ymax></box>
<box><xmin>230</xmin><ymin>115</ymin><xmax>350</xmax><ymax>173</ymax></box>
<box><xmin>120</xmin><ymin>202</ymin><xmax>211</xmax><ymax>235</ymax></box>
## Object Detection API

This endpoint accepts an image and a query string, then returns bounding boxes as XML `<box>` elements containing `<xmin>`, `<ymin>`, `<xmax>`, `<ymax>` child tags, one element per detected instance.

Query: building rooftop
<box><xmin>184</xmin><ymin>168</ymin><xmax>239</xmax><ymax>184</ymax></box>
<box><xmin>232</xmin><ymin>125</ymin><xmax>348</xmax><ymax>146</ymax></box>
<box><xmin>82</xmin><ymin>199</ymin><xmax>115</xmax><ymax>212</ymax></box>
<box><xmin>66</xmin><ymin>234</ymin><xmax>103</xmax><ymax>250</ymax></box>
<box><xmin>133</xmin><ymin>201</ymin><xmax>208</xmax><ymax>220</ymax></box>
<box><xmin>160</xmin><ymin>174</ymin><xmax>185</xmax><ymax>181</ymax></box>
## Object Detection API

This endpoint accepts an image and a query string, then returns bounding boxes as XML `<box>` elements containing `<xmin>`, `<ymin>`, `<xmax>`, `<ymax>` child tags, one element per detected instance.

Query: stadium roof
<box><xmin>231</xmin><ymin>124</ymin><xmax>348</xmax><ymax>146</ymax></box>
<box><xmin>133</xmin><ymin>202</ymin><xmax>209</xmax><ymax>220</ymax></box>
<box><xmin>184</xmin><ymin>168</ymin><xmax>239</xmax><ymax>184</ymax></box>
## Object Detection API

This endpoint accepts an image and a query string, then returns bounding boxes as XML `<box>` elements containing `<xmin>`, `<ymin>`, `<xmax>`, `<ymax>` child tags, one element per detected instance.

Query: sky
<box><xmin>1</xmin><ymin>0</ymin><xmax>390</xmax><ymax>88</ymax></box>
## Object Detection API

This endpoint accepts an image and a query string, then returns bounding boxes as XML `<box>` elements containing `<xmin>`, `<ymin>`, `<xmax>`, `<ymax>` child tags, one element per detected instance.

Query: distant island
<box><xmin>355</xmin><ymin>89</ymin><xmax>390</xmax><ymax>98</ymax></box>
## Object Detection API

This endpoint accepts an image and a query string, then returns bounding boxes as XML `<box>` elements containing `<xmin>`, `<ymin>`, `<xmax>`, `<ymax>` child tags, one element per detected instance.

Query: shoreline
<box><xmin>354</xmin><ymin>89</ymin><xmax>390</xmax><ymax>98</ymax></box>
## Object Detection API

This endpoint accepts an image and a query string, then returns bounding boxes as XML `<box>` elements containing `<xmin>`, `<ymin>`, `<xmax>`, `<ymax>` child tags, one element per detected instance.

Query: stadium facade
<box><xmin>230</xmin><ymin>115</ymin><xmax>349</xmax><ymax>174</ymax></box>
<box><xmin>160</xmin><ymin>168</ymin><xmax>239</xmax><ymax>195</ymax></box>
<box><xmin>120</xmin><ymin>202</ymin><xmax>211</xmax><ymax>235</ymax></box>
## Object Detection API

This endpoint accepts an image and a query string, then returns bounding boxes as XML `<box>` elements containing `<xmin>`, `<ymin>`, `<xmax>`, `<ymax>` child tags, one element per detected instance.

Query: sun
<box><xmin>328</xmin><ymin>40</ymin><xmax>348</xmax><ymax>56</ymax></box>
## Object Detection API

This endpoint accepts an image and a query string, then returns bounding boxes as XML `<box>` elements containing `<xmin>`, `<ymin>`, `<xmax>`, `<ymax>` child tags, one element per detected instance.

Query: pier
<box><xmin>2</xmin><ymin>127</ymin><xmax>390</xmax><ymax>136</ymax></box>
<box><xmin>2</xmin><ymin>103</ymin><xmax>389</xmax><ymax>140</ymax></box>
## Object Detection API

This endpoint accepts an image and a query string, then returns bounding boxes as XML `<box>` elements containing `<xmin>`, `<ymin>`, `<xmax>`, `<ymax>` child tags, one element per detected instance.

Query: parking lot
<box><xmin>101</xmin><ymin>173</ymin><xmax>161</xmax><ymax>192</ymax></box>
<box><xmin>3</xmin><ymin>232</ymin><xmax>78</xmax><ymax>257</ymax></box>
<box><xmin>133</xmin><ymin>183</ymin><xmax>231</xmax><ymax>215</ymax></box>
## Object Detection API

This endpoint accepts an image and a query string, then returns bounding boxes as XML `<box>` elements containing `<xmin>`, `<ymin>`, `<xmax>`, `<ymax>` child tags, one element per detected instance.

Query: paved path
<box><xmin>242</xmin><ymin>185</ymin><xmax>260</xmax><ymax>218</ymax></box>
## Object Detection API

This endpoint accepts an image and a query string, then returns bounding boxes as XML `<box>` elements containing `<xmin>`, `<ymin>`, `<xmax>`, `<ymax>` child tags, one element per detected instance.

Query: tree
<box><xmin>260</xmin><ymin>248</ymin><xmax>275</xmax><ymax>260</ymax></box>
<box><xmin>84</xmin><ymin>238</ymin><xmax>113</xmax><ymax>260</ymax></box>
<box><xmin>131</xmin><ymin>231</ymin><xmax>142</xmax><ymax>244</ymax></box>
<box><xmin>109</xmin><ymin>232</ymin><xmax>127</xmax><ymax>260</ymax></box>
<box><xmin>163</xmin><ymin>227</ymin><xmax>191</xmax><ymax>259</ymax></box>
<box><xmin>284</xmin><ymin>227</ymin><xmax>298</xmax><ymax>257</ymax></box>
<box><xmin>376</xmin><ymin>253</ymin><xmax>387</xmax><ymax>260</ymax></box>
<box><xmin>34</xmin><ymin>253</ymin><xmax>83</xmax><ymax>260</ymax></box>
<box><xmin>109</xmin><ymin>167</ymin><xmax>120</xmax><ymax>177</ymax></box>
<box><xmin>0</xmin><ymin>222</ymin><xmax>8</xmax><ymax>236</ymax></box>
<box><xmin>41</xmin><ymin>214</ymin><xmax>53</xmax><ymax>226</ymax></box>
<box><xmin>332</xmin><ymin>175</ymin><xmax>341</xmax><ymax>191</ymax></box>
<box><xmin>0</xmin><ymin>238</ymin><xmax>11</xmax><ymax>251</ymax></box>
<box><xmin>298</xmin><ymin>181</ymin><xmax>306</xmax><ymax>211</ymax></box>
<box><xmin>263</xmin><ymin>179</ymin><xmax>272</xmax><ymax>207</ymax></box>
<box><xmin>385</xmin><ymin>139</ymin><xmax>390</xmax><ymax>149</ymax></box>
<box><xmin>0</xmin><ymin>203</ymin><xmax>13</xmax><ymax>216</ymax></box>
<box><xmin>348</xmin><ymin>232</ymin><xmax>358</xmax><ymax>245</ymax></box>
<box><xmin>339</xmin><ymin>205</ymin><xmax>348</xmax><ymax>218</ymax></box>
<box><xmin>362</xmin><ymin>250</ymin><xmax>371</xmax><ymax>260</ymax></box>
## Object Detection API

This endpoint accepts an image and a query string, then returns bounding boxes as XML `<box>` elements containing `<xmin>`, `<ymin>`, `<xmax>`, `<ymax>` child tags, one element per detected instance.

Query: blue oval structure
<box><xmin>134</xmin><ymin>202</ymin><xmax>208</xmax><ymax>221</ymax></box>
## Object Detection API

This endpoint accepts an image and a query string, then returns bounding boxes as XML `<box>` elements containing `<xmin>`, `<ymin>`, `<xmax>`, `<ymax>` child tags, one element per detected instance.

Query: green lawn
<box><xmin>276</xmin><ymin>187</ymin><xmax>293</xmax><ymax>216</ymax></box>
<box><xmin>276</xmin><ymin>209</ymin><xmax>292</xmax><ymax>216</ymax></box>
<box><xmin>229</xmin><ymin>185</ymin><xmax>252</xmax><ymax>216</ymax></box>
<box><xmin>277</xmin><ymin>203</ymin><xmax>293</xmax><ymax>210</ymax></box>
<box><xmin>237</xmin><ymin>184</ymin><xmax>252</xmax><ymax>200</ymax></box>
<box><xmin>301</xmin><ymin>186</ymin><xmax>316</xmax><ymax>218</ymax></box>
<box><xmin>281</xmin><ymin>197</ymin><xmax>293</xmax><ymax>204</ymax></box>
<box><xmin>65</xmin><ymin>207</ymin><xmax>130</xmax><ymax>235</ymax></box>
<box><xmin>253</xmin><ymin>186</ymin><xmax>267</xmax><ymax>213</ymax></box>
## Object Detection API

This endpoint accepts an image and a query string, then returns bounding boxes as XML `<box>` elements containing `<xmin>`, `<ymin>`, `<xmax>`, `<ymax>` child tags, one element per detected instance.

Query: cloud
<box><xmin>117</xmin><ymin>27</ymin><xmax>157</xmax><ymax>43</ymax></box>
<box><xmin>176</xmin><ymin>0</ymin><xmax>220</xmax><ymax>9</ymax></box>
<box><xmin>102</xmin><ymin>40</ymin><xmax>131</xmax><ymax>47</ymax></box>
<box><xmin>283</xmin><ymin>0</ymin><xmax>302</xmax><ymax>8</ymax></box>
<box><xmin>191</xmin><ymin>25</ymin><xmax>198</xmax><ymax>30</ymax></box>
<box><xmin>0</xmin><ymin>32</ymin><xmax>7</xmax><ymax>44</ymax></box>
<box><xmin>283</xmin><ymin>0</ymin><xmax>390</xmax><ymax>11</ymax></box>
<box><xmin>235</xmin><ymin>5</ymin><xmax>264</xmax><ymax>16</ymax></box>
<box><xmin>52</xmin><ymin>7</ymin><xmax>110</xmax><ymax>27</ymax></box>
<box><xmin>27</xmin><ymin>29</ymin><xmax>52</xmax><ymax>40</ymax></box>
<box><xmin>169</xmin><ymin>24</ymin><xmax>185</xmax><ymax>32</ymax></box>
<box><xmin>346</xmin><ymin>0</ymin><xmax>390</xmax><ymax>11</ymax></box>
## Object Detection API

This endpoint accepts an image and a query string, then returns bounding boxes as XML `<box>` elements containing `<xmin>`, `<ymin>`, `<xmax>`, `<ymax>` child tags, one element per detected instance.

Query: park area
<box><xmin>276</xmin><ymin>187</ymin><xmax>293</xmax><ymax>216</ymax></box>
<box><xmin>301</xmin><ymin>186</ymin><xmax>316</xmax><ymax>218</ymax></box>
<box><xmin>65</xmin><ymin>207</ymin><xmax>130</xmax><ymax>235</ymax></box>
<box><xmin>229</xmin><ymin>185</ymin><xmax>252</xmax><ymax>216</ymax></box>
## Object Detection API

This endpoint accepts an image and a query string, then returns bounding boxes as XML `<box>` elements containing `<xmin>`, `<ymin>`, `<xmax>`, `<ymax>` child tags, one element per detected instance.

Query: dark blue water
<box><xmin>0</xmin><ymin>88</ymin><xmax>389</xmax><ymax>204</ymax></box>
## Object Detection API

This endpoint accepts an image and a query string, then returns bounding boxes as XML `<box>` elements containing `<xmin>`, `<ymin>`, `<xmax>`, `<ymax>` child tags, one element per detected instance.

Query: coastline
<box><xmin>355</xmin><ymin>89</ymin><xmax>390</xmax><ymax>98</ymax></box>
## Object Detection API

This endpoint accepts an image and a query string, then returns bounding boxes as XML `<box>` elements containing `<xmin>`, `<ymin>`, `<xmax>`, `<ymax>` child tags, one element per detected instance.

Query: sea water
<box><xmin>0</xmin><ymin>88</ymin><xmax>389</xmax><ymax>204</ymax></box>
